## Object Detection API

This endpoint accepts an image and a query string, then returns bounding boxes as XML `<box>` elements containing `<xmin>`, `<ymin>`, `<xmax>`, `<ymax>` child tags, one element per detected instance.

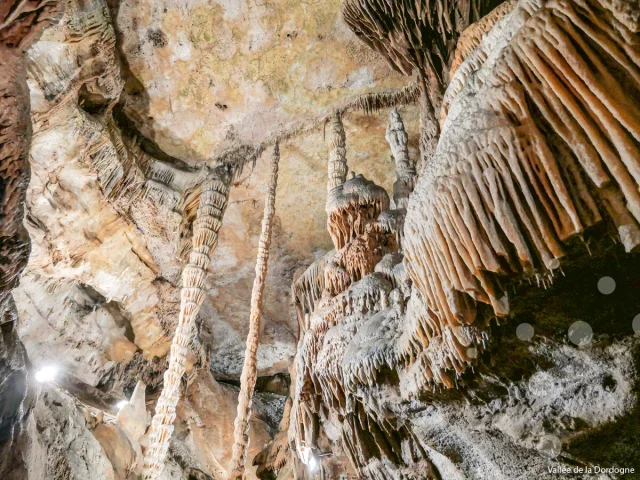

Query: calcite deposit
<box><xmin>1</xmin><ymin>0</ymin><xmax>640</xmax><ymax>479</ymax></box>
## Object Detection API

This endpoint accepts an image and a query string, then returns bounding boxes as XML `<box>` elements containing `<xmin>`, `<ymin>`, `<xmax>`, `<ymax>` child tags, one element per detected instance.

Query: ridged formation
<box><xmin>288</xmin><ymin>108</ymin><xmax>420</xmax><ymax>476</ymax></box>
<box><xmin>327</xmin><ymin>111</ymin><xmax>348</xmax><ymax>191</ymax></box>
<box><xmin>404</xmin><ymin>0</ymin><xmax>640</xmax><ymax>381</ymax></box>
<box><xmin>342</xmin><ymin>0</ymin><xmax>503</xmax><ymax>171</ymax></box>
<box><xmin>258</xmin><ymin>1</ymin><xmax>640</xmax><ymax>478</ymax></box>
<box><xmin>228</xmin><ymin>144</ymin><xmax>281</xmax><ymax>479</ymax></box>
<box><xmin>143</xmin><ymin>168</ymin><xmax>232</xmax><ymax>479</ymax></box>
<box><xmin>385</xmin><ymin>108</ymin><xmax>416</xmax><ymax>209</ymax></box>
<box><xmin>0</xmin><ymin>1</ymin><xmax>62</xmax><ymax>477</ymax></box>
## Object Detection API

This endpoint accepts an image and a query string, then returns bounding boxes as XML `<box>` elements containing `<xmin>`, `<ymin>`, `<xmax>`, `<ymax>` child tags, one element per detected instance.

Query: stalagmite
<box><xmin>326</xmin><ymin>175</ymin><xmax>390</xmax><ymax>251</ymax></box>
<box><xmin>385</xmin><ymin>108</ymin><xmax>416</xmax><ymax>208</ymax></box>
<box><xmin>327</xmin><ymin>110</ymin><xmax>348</xmax><ymax>191</ymax></box>
<box><xmin>228</xmin><ymin>144</ymin><xmax>281</xmax><ymax>480</ymax></box>
<box><xmin>142</xmin><ymin>168</ymin><xmax>232</xmax><ymax>480</ymax></box>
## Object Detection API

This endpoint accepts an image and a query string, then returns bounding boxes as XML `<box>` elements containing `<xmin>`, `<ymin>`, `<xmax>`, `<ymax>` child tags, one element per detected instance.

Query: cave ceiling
<box><xmin>18</xmin><ymin>0</ymin><xmax>421</xmax><ymax>382</ymax></box>
<box><xmin>5</xmin><ymin>0</ymin><xmax>640</xmax><ymax>478</ymax></box>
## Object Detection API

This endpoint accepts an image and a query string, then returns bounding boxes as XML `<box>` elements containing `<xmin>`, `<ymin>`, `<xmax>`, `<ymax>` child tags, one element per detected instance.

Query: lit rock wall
<box><xmin>0</xmin><ymin>1</ymin><xmax>63</xmax><ymax>478</ymax></box>
<box><xmin>278</xmin><ymin>0</ymin><xmax>640</xmax><ymax>478</ymax></box>
<box><xmin>404</xmin><ymin>0</ymin><xmax>640</xmax><ymax>384</ymax></box>
<box><xmin>114</xmin><ymin>0</ymin><xmax>409</xmax><ymax>162</ymax></box>
<box><xmin>15</xmin><ymin>0</ymin><xmax>177</xmax><ymax>390</ymax></box>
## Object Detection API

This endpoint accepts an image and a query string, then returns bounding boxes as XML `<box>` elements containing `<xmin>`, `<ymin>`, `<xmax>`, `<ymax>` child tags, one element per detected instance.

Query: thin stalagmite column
<box><xmin>327</xmin><ymin>111</ymin><xmax>348</xmax><ymax>191</ymax></box>
<box><xmin>143</xmin><ymin>171</ymin><xmax>231</xmax><ymax>480</ymax></box>
<box><xmin>386</xmin><ymin>107</ymin><xmax>416</xmax><ymax>208</ymax></box>
<box><xmin>228</xmin><ymin>144</ymin><xmax>281</xmax><ymax>480</ymax></box>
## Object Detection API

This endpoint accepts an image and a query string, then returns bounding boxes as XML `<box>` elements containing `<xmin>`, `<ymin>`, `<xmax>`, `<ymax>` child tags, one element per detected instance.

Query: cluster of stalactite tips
<box><xmin>276</xmin><ymin>0</ymin><xmax>640</xmax><ymax>477</ymax></box>
<box><xmin>3</xmin><ymin>0</ymin><xmax>640</xmax><ymax>479</ymax></box>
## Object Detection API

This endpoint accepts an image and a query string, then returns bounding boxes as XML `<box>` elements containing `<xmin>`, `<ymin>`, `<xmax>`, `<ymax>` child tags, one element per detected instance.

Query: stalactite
<box><xmin>448</xmin><ymin>0</ymin><xmax>517</xmax><ymax>80</ymax></box>
<box><xmin>228</xmin><ymin>144</ymin><xmax>281</xmax><ymax>480</ymax></box>
<box><xmin>142</xmin><ymin>167</ymin><xmax>232</xmax><ymax>480</ymax></box>
<box><xmin>415</xmin><ymin>79</ymin><xmax>442</xmax><ymax>174</ymax></box>
<box><xmin>292</xmin><ymin>251</ymin><xmax>334</xmax><ymax>318</ymax></box>
<box><xmin>404</xmin><ymin>0</ymin><xmax>640</xmax><ymax>381</ymax></box>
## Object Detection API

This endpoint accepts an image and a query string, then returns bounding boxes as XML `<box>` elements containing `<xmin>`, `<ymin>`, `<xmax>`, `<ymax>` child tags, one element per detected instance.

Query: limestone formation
<box><xmin>229</xmin><ymin>144</ymin><xmax>281</xmax><ymax>480</ymax></box>
<box><xmin>143</xmin><ymin>169</ymin><xmax>232</xmax><ymax>479</ymax></box>
<box><xmin>115</xmin><ymin>381</ymin><xmax>147</xmax><ymax>442</ymax></box>
<box><xmin>327</xmin><ymin>112</ymin><xmax>349</xmax><ymax>192</ymax></box>
<box><xmin>404</xmin><ymin>0</ymin><xmax>640</xmax><ymax>383</ymax></box>
<box><xmin>2</xmin><ymin>0</ymin><xmax>640</xmax><ymax>479</ymax></box>
<box><xmin>0</xmin><ymin>1</ymin><xmax>62</xmax><ymax>478</ymax></box>
<box><xmin>342</xmin><ymin>0</ymin><xmax>503</xmax><ymax>169</ymax></box>
<box><xmin>385</xmin><ymin>108</ymin><xmax>416</xmax><ymax>209</ymax></box>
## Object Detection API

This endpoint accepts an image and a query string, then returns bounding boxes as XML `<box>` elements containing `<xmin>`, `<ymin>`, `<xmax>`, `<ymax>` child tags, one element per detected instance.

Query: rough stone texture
<box><xmin>172</xmin><ymin>371</ymin><xmax>272</xmax><ymax>480</ymax></box>
<box><xmin>4</xmin><ymin>0</ymin><xmax>640</xmax><ymax>479</ymax></box>
<box><xmin>276</xmin><ymin>1</ymin><xmax>640</xmax><ymax>479</ymax></box>
<box><xmin>0</xmin><ymin>1</ymin><xmax>63</xmax><ymax>478</ymax></box>
<box><xmin>93</xmin><ymin>422</ymin><xmax>137</xmax><ymax>480</ymax></box>
<box><xmin>404</xmin><ymin>0</ymin><xmax>640</xmax><ymax>385</ymax></box>
<box><xmin>0</xmin><ymin>293</ymin><xmax>34</xmax><ymax>479</ymax></box>
<box><xmin>115</xmin><ymin>380</ymin><xmax>148</xmax><ymax>441</ymax></box>
<box><xmin>28</xmin><ymin>387</ymin><xmax>116</xmax><ymax>480</ymax></box>
<box><xmin>13</xmin><ymin>0</ymin><xmax>422</xmax><ymax>389</ymax></box>
<box><xmin>113</xmin><ymin>0</ymin><xmax>422</xmax><ymax>377</ymax></box>
<box><xmin>229</xmin><ymin>144</ymin><xmax>281</xmax><ymax>479</ymax></box>
<box><xmin>115</xmin><ymin>0</ymin><xmax>408</xmax><ymax>162</ymax></box>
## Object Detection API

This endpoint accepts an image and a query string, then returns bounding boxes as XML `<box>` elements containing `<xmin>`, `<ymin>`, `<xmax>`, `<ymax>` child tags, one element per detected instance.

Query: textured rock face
<box><xmin>176</xmin><ymin>372</ymin><xmax>272</xmax><ymax>480</ymax></box>
<box><xmin>278</xmin><ymin>0</ymin><xmax>640</xmax><ymax>479</ymax></box>
<box><xmin>29</xmin><ymin>387</ymin><xmax>116</xmax><ymax>480</ymax></box>
<box><xmin>4</xmin><ymin>0</ymin><xmax>640</xmax><ymax>479</ymax></box>
<box><xmin>113</xmin><ymin>0</ymin><xmax>419</xmax><ymax>378</ymax></box>
<box><xmin>404</xmin><ymin>0</ymin><xmax>640</xmax><ymax>386</ymax></box>
<box><xmin>0</xmin><ymin>1</ymin><xmax>63</xmax><ymax>478</ymax></box>
<box><xmin>115</xmin><ymin>0</ymin><xmax>407</xmax><ymax>162</ymax></box>
<box><xmin>13</xmin><ymin>0</ymin><xmax>418</xmax><ymax>389</ymax></box>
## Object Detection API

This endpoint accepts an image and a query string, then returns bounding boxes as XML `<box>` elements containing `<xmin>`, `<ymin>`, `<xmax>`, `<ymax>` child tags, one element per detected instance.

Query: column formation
<box><xmin>327</xmin><ymin>111</ymin><xmax>348</xmax><ymax>191</ymax></box>
<box><xmin>143</xmin><ymin>170</ymin><xmax>231</xmax><ymax>479</ymax></box>
<box><xmin>228</xmin><ymin>144</ymin><xmax>281</xmax><ymax>480</ymax></box>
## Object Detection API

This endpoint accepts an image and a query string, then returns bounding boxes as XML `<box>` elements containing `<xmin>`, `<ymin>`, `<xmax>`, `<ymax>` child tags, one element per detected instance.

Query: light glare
<box><xmin>116</xmin><ymin>400</ymin><xmax>128</xmax><ymax>411</ymax></box>
<box><xmin>35</xmin><ymin>365</ymin><xmax>57</xmax><ymax>383</ymax></box>
<box><xmin>308</xmin><ymin>455</ymin><xmax>318</xmax><ymax>472</ymax></box>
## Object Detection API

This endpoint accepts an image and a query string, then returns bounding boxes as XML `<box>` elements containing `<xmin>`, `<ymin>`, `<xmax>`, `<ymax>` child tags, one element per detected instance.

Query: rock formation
<box><xmin>2</xmin><ymin>0</ymin><xmax>640</xmax><ymax>479</ymax></box>
<box><xmin>144</xmin><ymin>170</ymin><xmax>232</xmax><ymax>479</ymax></box>
<box><xmin>0</xmin><ymin>1</ymin><xmax>62</xmax><ymax>477</ymax></box>
<box><xmin>229</xmin><ymin>144</ymin><xmax>281</xmax><ymax>479</ymax></box>
<box><xmin>404</xmin><ymin>0</ymin><xmax>640</xmax><ymax>385</ymax></box>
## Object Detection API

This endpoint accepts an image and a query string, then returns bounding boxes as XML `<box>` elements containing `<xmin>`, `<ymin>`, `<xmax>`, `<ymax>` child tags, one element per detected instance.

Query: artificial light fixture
<box><xmin>308</xmin><ymin>455</ymin><xmax>318</xmax><ymax>472</ymax></box>
<box><xmin>35</xmin><ymin>365</ymin><xmax>58</xmax><ymax>383</ymax></box>
<box><xmin>297</xmin><ymin>443</ymin><xmax>313</xmax><ymax>465</ymax></box>
<box><xmin>297</xmin><ymin>442</ymin><xmax>321</xmax><ymax>472</ymax></box>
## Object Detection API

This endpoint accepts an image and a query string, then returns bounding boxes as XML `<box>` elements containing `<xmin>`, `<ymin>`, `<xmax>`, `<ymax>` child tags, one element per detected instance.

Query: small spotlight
<box><xmin>116</xmin><ymin>400</ymin><xmax>128</xmax><ymax>411</ymax></box>
<box><xmin>35</xmin><ymin>365</ymin><xmax>57</xmax><ymax>383</ymax></box>
<box><xmin>308</xmin><ymin>455</ymin><xmax>318</xmax><ymax>472</ymax></box>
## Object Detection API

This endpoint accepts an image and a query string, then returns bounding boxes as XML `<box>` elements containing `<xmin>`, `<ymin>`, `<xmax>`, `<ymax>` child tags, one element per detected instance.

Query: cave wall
<box><xmin>280</xmin><ymin>0</ymin><xmax>640</xmax><ymax>478</ymax></box>
<box><xmin>0</xmin><ymin>1</ymin><xmax>63</xmax><ymax>477</ymax></box>
<box><xmin>2</xmin><ymin>0</ymin><xmax>640</xmax><ymax>479</ymax></box>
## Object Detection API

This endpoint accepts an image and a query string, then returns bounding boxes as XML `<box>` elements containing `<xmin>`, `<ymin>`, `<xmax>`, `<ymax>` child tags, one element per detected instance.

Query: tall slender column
<box><xmin>327</xmin><ymin>111</ymin><xmax>348</xmax><ymax>191</ymax></box>
<box><xmin>228</xmin><ymin>143</ymin><xmax>281</xmax><ymax>480</ymax></box>
<box><xmin>385</xmin><ymin>107</ymin><xmax>416</xmax><ymax>209</ymax></box>
<box><xmin>143</xmin><ymin>169</ymin><xmax>231</xmax><ymax>480</ymax></box>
